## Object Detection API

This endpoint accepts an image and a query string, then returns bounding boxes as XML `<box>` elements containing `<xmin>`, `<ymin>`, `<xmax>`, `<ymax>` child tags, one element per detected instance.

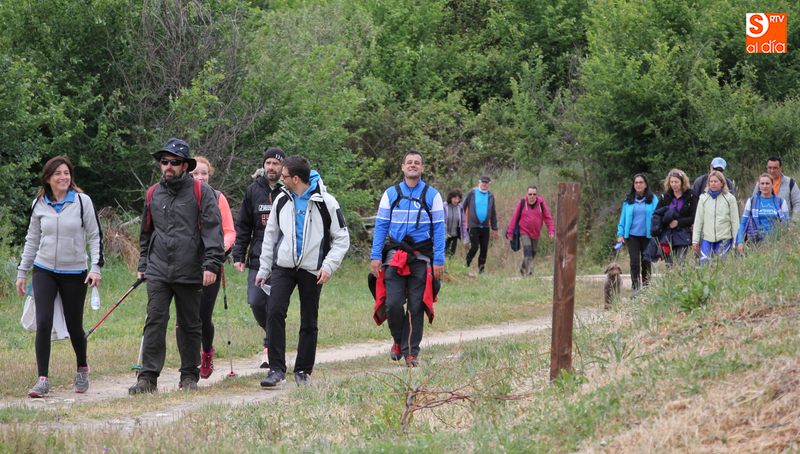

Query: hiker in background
<box><xmin>255</xmin><ymin>156</ymin><xmax>350</xmax><ymax>387</ymax></box>
<box><xmin>370</xmin><ymin>150</ymin><xmax>445</xmax><ymax>368</ymax></box>
<box><xmin>737</xmin><ymin>173</ymin><xmax>789</xmax><ymax>253</ymax></box>
<box><xmin>751</xmin><ymin>156</ymin><xmax>800</xmax><ymax>219</ymax></box>
<box><xmin>444</xmin><ymin>189</ymin><xmax>467</xmax><ymax>257</ymax></box>
<box><xmin>652</xmin><ymin>169</ymin><xmax>697</xmax><ymax>265</ymax></box>
<box><xmin>692</xmin><ymin>156</ymin><xmax>737</xmax><ymax>197</ymax></box>
<box><xmin>506</xmin><ymin>185</ymin><xmax>554</xmax><ymax>276</ymax></box>
<box><xmin>191</xmin><ymin>156</ymin><xmax>236</xmax><ymax>380</ymax></box>
<box><xmin>463</xmin><ymin>175</ymin><xmax>498</xmax><ymax>274</ymax></box>
<box><xmin>232</xmin><ymin>147</ymin><xmax>285</xmax><ymax>369</ymax></box>
<box><xmin>692</xmin><ymin>170</ymin><xmax>739</xmax><ymax>264</ymax></box>
<box><xmin>16</xmin><ymin>155</ymin><xmax>104</xmax><ymax>398</ymax></box>
<box><xmin>616</xmin><ymin>173</ymin><xmax>658</xmax><ymax>291</ymax></box>
<box><xmin>129</xmin><ymin>138</ymin><xmax>224</xmax><ymax>395</ymax></box>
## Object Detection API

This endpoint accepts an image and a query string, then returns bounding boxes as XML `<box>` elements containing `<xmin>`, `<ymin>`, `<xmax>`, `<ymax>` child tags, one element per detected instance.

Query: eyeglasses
<box><xmin>281</xmin><ymin>173</ymin><xmax>293</xmax><ymax>179</ymax></box>
<box><xmin>160</xmin><ymin>159</ymin><xmax>185</xmax><ymax>167</ymax></box>
<box><xmin>527</xmin><ymin>193</ymin><xmax>537</xmax><ymax>196</ymax></box>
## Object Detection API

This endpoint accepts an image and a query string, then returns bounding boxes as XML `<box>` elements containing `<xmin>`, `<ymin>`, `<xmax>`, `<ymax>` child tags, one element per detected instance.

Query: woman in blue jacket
<box><xmin>616</xmin><ymin>173</ymin><xmax>659</xmax><ymax>291</ymax></box>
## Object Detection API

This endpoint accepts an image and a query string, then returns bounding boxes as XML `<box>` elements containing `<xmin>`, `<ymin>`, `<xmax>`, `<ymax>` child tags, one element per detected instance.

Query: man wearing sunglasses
<box><xmin>506</xmin><ymin>186</ymin><xmax>554</xmax><ymax>276</ymax></box>
<box><xmin>130</xmin><ymin>138</ymin><xmax>224</xmax><ymax>395</ymax></box>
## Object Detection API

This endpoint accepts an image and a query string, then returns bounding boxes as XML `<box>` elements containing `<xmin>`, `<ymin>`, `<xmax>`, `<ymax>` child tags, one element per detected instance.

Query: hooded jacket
<box><xmin>692</xmin><ymin>192</ymin><xmax>739</xmax><ymax>243</ymax></box>
<box><xmin>232</xmin><ymin>175</ymin><xmax>283</xmax><ymax>270</ymax></box>
<box><xmin>18</xmin><ymin>190</ymin><xmax>104</xmax><ymax>278</ymax></box>
<box><xmin>138</xmin><ymin>172</ymin><xmax>224</xmax><ymax>284</ymax></box>
<box><xmin>256</xmin><ymin>172</ymin><xmax>349</xmax><ymax>279</ymax></box>
<box><xmin>506</xmin><ymin>196</ymin><xmax>555</xmax><ymax>240</ymax></box>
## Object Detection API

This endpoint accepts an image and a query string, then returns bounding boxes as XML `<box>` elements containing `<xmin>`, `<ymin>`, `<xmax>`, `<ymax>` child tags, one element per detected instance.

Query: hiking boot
<box><xmin>294</xmin><ymin>371</ymin><xmax>311</xmax><ymax>386</ymax></box>
<box><xmin>179</xmin><ymin>377</ymin><xmax>198</xmax><ymax>391</ymax></box>
<box><xmin>200</xmin><ymin>348</ymin><xmax>214</xmax><ymax>379</ymax></box>
<box><xmin>128</xmin><ymin>378</ymin><xmax>157</xmax><ymax>395</ymax></box>
<box><xmin>28</xmin><ymin>376</ymin><xmax>49</xmax><ymax>398</ymax></box>
<box><xmin>390</xmin><ymin>343</ymin><xmax>402</xmax><ymax>361</ymax></box>
<box><xmin>260</xmin><ymin>369</ymin><xmax>285</xmax><ymax>388</ymax></box>
<box><xmin>260</xmin><ymin>347</ymin><xmax>269</xmax><ymax>369</ymax></box>
<box><xmin>74</xmin><ymin>366</ymin><xmax>90</xmax><ymax>393</ymax></box>
<box><xmin>405</xmin><ymin>356</ymin><xmax>419</xmax><ymax>368</ymax></box>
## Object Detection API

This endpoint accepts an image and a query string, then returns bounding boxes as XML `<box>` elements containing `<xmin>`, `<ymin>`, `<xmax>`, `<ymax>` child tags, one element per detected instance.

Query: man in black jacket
<box><xmin>232</xmin><ymin>147</ymin><xmax>284</xmax><ymax>368</ymax></box>
<box><xmin>129</xmin><ymin>138</ymin><xmax>224</xmax><ymax>394</ymax></box>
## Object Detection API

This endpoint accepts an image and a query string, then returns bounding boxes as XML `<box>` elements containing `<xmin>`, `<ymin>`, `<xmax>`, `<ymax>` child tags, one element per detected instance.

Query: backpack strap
<box><xmin>144</xmin><ymin>180</ymin><xmax>203</xmax><ymax>233</ymax></box>
<box><xmin>78</xmin><ymin>192</ymin><xmax>85</xmax><ymax>228</ymax></box>
<box><xmin>513</xmin><ymin>198</ymin><xmax>524</xmax><ymax>228</ymax></box>
<box><xmin>144</xmin><ymin>184</ymin><xmax>159</xmax><ymax>233</ymax></box>
<box><xmin>389</xmin><ymin>183</ymin><xmax>433</xmax><ymax>238</ymax></box>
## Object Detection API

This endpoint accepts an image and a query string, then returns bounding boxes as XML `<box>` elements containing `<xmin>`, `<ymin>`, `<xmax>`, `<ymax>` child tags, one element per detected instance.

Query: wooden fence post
<box><xmin>550</xmin><ymin>182</ymin><xmax>581</xmax><ymax>381</ymax></box>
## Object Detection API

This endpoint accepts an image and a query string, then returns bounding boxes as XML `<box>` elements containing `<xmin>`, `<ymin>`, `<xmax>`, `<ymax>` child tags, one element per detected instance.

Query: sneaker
<box><xmin>28</xmin><ymin>376</ymin><xmax>49</xmax><ymax>398</ymax></box>
<box><xmin>260</xmin><ymin>347</ymin><xmax>269</xmax><ymax>369</ymax></box>
<box><xmin>260</xmin><ymin>369</ymin><xmax>285</xmax><ymax>388</ymax></box>
<box><xmin>294</xmin><ymin>371</ymin><xmax>311</xmax><ymax>386</ymax></box>
<box><xmin>128</xmin><ymin>378</ymin><xmax>157</xmax><ymax>395</ymax></box>
<box><xmin>179</xmin><ymin>377</ymin><xmax>198</xmax><ymax>391</ymax></box>
<box><xmin>74</xmin><ymin>366</ymin><xmax>90</xmax><ymax>393</ymax></box>
<box><xmin>390</xmin><ymin>343</ymin><xmax>402</xmax><ymax>361</ymax></box>
<box><xmin>405</xmin><ymin>356</ymin><xmax>419</xmax><ymax>368</ymax></box>
<box><xmin>200</xmin><ymin>348</ymin><xmax>214</xmax><ymax>379</ymax></box>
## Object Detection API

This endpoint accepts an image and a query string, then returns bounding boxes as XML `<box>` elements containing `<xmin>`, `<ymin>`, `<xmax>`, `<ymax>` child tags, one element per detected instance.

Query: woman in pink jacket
<box><xmin>506</xmin><ymin>186</ymin><xmax>555</xmax><ymax>276</ymax></box>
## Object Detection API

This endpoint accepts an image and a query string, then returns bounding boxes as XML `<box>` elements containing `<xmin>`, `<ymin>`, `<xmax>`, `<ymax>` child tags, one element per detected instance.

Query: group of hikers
<box><xmin>616</xmin><ymin>156</ymin><xmax>799</xmax><ymax>292</ymax></box>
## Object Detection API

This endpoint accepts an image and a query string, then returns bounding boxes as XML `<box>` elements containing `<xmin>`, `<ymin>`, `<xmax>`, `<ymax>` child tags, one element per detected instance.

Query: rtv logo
<box><xmin>746</xmin><ymin>13</ymin><xmax>787</xmax><ymax>53</ymax></box>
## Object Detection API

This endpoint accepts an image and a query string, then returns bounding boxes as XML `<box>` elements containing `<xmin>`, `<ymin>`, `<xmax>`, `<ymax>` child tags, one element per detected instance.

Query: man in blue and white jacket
<box><xmin>256</xmin><ymin>156</ymin><xmax>349</xmax><ymax>387</ymax></box>
<box><xmin>370</xmin><ymin>150</ymin><xmax>445</xmax><ymax>367</ymax></box>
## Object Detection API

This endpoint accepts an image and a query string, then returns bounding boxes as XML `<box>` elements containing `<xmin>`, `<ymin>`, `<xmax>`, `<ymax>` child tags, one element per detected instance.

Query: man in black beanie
<box><xmin>232</xmin><ymin>147</ymin><xmax>285</xmax><ymax>368</ymax></box>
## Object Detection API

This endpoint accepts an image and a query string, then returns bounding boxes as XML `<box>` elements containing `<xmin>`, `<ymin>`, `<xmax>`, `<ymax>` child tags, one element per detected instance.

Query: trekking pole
<box><xmin>132</xmin><ymin>316</ymin><xmax>146</xmax><ymax>371</ymax></box>
<box><xmin>221</xmin><ymin>265</ymin><xmax>237</xmax><ymax>377</ymax></box>
<box><xmin>85</xmin><ymin>277</ymin><xmax>145</xmax><ymax>339</ymax></box>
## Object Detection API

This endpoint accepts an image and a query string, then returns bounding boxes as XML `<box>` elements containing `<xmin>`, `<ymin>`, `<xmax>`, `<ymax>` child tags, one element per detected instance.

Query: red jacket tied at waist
<box><xmin>372</xmin><ymin>251</ymin><xmax>436</xmax><ymax>325</ymax></box>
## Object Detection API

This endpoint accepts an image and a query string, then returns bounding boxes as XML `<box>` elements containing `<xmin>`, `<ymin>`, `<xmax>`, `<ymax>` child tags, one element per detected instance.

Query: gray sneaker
<box><xmin>260</xmin><ymin>369</ymin><xmax>285</xmax><ymax>388</ymax></box>
<box><xmin>28</xmin><ymin>376</ymin><xmax>49</xmax><ymax>398</ymax></box>
<box><xmin>128</xmin><ymin>378</ymin><xmax>157</xmax><ymax>395</ymax></box>
<box><xmin>74</xmin><ymin>366</ymin><xmax>89</xmax><ymax>393</ymax></box>
<box><xmin>179</xmin><ymin>377</ymin><xmax>198</xmax><ymax>391</ymax></box>
<box><xmin>294</xmin><ymin>371</ymin><xmax>311</xmax><ymax>386</ymax></box>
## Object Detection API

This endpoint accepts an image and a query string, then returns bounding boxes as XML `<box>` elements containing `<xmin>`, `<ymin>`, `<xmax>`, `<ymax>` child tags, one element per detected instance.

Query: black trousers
<box><xmin>32</xmin><ymin>267</ymin><xmax>88</xmax><ymax>377</ymax></box>
<box><xmin>199</xmin><ymin>268</ymin><xmax>222</xmax><ymax>353</ymax></box>
<box><xmin>384</xmin><ymin>258</ymin><xmax>427</xmax><ymax>358</ymax></box>
<box><xmin>247</xmin><ymin>268</ymin><xmax>269</xmax><ymax>348</ymax></box>
<box><xmin>445</xmin><ymin>236</ymin><xmax>459</xmax><ymax>257</ymax></box>
<box><xmin>626</xmin><ymin>235</ymin><xmax>651</xmax><ymax>290</ymax></box>
<box><xmin>139</xmin><ymin>280</ymin><xmax>202</xmax><ymax>384</ymax></box>
<box><xmin>267</xmin><ymin>266</ymin><xmax>322</xmax><ymax>374</ymax></box>
<box><xmin>466</xmin><ymin>227</ymin><xmax>491</xmax><ymax>270</ymax></box>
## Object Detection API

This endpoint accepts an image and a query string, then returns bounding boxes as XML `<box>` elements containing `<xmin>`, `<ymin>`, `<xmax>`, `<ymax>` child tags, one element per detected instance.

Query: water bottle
<box><xmin>90</xmin><ymin>287</ymin><xmax>101</xmax><ymax>310</ymax></box>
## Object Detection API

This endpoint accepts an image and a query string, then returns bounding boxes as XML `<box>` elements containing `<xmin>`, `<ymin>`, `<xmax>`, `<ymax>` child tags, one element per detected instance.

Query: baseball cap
<box><xmin>711</xmin><ymin>157</ymin><xmax>727</xmax><ymax>171</ymax></box>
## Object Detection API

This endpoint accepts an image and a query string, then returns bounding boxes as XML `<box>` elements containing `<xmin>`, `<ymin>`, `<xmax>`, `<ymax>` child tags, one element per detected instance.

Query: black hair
<box><xmin>767</xmin><ymin>156</ymin><xmax>782</xmax><ymax>166</ymax></box>
<box><xmin>446</xmin><ymin>188</ymin><xmax>462</xmax><ymax>204</ymax></box>
<box><xmin>625</xmin><ymin>173</ymin><xmax>654</xmax><ymax>204</ymax></box>
<box><xmin>283</xmin><ymin>155</ymin><xmax>311</xmax><ymax>184</ymax></box>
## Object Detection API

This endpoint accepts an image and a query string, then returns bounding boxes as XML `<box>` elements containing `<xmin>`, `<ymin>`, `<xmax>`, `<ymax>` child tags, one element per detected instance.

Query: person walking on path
<box><xmin>370</xmin><ymin>150</ymin><xmax>445</xmax><ymax>367</ymax></box>
<box><xmin>232</xmin><ymin>147</ymin><xmax>285</xmax><ymax>369</ymax></box>
<box><xmin>652</xmin><ymin>169</ymin><xmax>697</xmax><ymax>265</ymax></box>
<box><xmin>129</xmin><ymin>138</ymin><xmax>224</xmax><ymax>394</ymax></box>
<box><xmin>506</xmin><ymin>186</ymin><xmax>554</xmax><ymax>276</ymax></box>
<box><xmin>738</xmin><ymin>173</ymin><xmax>789</xmax><ymax>253</ymax></box>
<box><xmin>16</xmin><ymin>155</ymin><xmax>104</xmax><ymax>398</ymax></box>
<box><xmin>463</xmin><ymin>175</ymin><xmax>498</xmax><ymax>274</ymax></box>
<box><xmin>444</xmin><ymin>189</ymin><xmax>467</xmax><ymax>257</ymax></box>
<box><xmin>692</xmin><ymin>170</ymin><xmax>739</xmax><ymax>264</ymax></box>
<box><xmin>256</xmin><ymin>156</ymin><xmax>350</xmax><ymax>387</ymax></box>
<box><xmin>616</xmin><ymin>174</ymin><xmax>658</xmax><ymax>291</ymax></box>
<box><xmin>692</xmin><ymin>156</ymin><xmax>737</xmax><ymax>197</ymax></box>
<box><xmin>191</xmin><ymin>156</ymin><xmax>236</xmax><ymax>379</ymax></box>
<box><xmin>750</xmin><ymin>156</ymin><xmax>800</xmax><ymax>219</ymax></box>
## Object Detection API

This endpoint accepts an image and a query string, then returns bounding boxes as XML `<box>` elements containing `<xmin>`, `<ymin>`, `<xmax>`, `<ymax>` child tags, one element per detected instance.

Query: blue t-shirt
<box><xmin>292</xmin><ymin>171</ymin><xmax>320</xmax><ymax>257</ymax></box>
<box><xmin>474</xmin><ymin>189</ymin><xmax>489</xmax><ymax>223</ymax></box>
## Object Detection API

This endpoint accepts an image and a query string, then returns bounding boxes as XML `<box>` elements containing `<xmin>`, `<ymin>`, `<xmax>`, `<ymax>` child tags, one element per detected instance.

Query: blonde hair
<box><xmin>662</xmin><ymin>168</ymin><xmax>690</xmax><ymax>194</ymax></box>
<box><xmin>194</xmin><ymin>156</ymin><xmax>213</xmax><ymax>177</ymax></box>
<box><xmin>707</xmin><ymin>170</ymin><xmax>729</xmax><ymax>193</ymax></box>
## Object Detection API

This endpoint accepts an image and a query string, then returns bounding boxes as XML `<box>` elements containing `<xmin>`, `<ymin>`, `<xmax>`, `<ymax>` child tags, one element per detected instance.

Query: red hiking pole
<box><xmin>85</xmin><ymin>277</ymin><xmax>145</xmax><ymax>339</ymax></box>
<box><xmin>221</xmin><ymin>265</ymin><xmax>237</xmax><ymax>377</ymax></box>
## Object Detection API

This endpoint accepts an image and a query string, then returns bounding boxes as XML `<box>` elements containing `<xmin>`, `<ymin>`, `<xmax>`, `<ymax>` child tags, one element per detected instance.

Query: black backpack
<box><xmin>389</xmin><ymin>183</ymin><xmax>433</xmax><ymax>237</ymax></box>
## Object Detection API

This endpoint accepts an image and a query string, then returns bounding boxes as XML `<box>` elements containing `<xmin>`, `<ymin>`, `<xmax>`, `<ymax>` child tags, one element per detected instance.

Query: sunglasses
<box><xmin>160</xmin><ymin>158</ymin><xmax>185</xmax><ymax>167</ymax></box>
<box><xmin>527</xmin><ymin>193</ymin><xmax>537</xmax><ymax>196</ymax></box>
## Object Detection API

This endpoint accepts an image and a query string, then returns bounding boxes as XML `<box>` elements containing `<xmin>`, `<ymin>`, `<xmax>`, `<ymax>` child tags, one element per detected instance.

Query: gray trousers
<box><xmin>139</xmin><ymin>280</ymin><xmax>203</xmax><ymax>384</ymax></box>
<box><xmin>520</xmin><ymin>236</ymin><xmax>538</xmax><ymax>276</ymax></box>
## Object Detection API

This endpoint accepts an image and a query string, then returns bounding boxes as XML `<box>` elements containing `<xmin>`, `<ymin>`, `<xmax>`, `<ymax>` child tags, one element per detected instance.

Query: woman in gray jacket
<box><xmin>15</xmin><ymin>156</ymin><xmax>104</xmax><ymax>398</ymax></box>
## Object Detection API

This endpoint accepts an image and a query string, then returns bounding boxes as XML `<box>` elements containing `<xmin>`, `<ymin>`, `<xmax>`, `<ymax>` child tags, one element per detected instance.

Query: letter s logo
<box><xmin>746</xmin><ymin>13</ymin><xmax>769</xmax><ymax>38</ymax></box>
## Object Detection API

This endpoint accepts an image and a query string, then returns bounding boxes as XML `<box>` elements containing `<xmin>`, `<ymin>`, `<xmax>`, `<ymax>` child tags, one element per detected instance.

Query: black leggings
<box><xmin>626</xmin><ymin>235</ymin><xmax>651</xmax><ymax>290</ymax></box>
<box><xmin>199</xmin><ymin>269</ymin><xmax>222</xmax><ymax>353</ymax></box>
<box><xmin>32</xmin><ymin>267</ymin><xmax>88</xmax><ymax>377</ymax></box>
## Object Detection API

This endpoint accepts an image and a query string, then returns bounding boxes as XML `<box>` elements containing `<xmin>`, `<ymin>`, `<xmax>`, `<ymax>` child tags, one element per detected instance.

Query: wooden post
<box><xmin>550</xmin><ymin>182</ymin><xmax>581</xmax><ymax>381</ymax></box>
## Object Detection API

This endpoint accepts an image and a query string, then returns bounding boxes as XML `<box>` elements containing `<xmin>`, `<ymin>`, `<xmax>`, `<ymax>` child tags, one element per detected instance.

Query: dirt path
<box><xmin>2</xmin><ymin>309</ymin><xmax>603</xmax><ymax>431</ymax></box>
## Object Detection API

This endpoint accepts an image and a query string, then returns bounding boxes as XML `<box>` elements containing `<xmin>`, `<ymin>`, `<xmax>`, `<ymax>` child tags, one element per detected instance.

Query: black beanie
<box><xmin>263</xmin><ymin>147</ymin><xmax>286</xmax><ymax>164</ymax></box>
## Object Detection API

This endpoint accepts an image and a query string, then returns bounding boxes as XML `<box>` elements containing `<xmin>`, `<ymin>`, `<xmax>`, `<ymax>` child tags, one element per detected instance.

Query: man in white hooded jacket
<box><xmin>255</xmin><ymin>156</ymin><xmax>349</xmax><ymax>387</ymax></box>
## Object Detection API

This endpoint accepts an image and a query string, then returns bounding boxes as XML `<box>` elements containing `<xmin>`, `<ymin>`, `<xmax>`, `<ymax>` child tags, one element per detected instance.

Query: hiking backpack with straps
<box><xmin>272</xmin><ymin>190</ymin><xmax>335</xmax><ymax>258</ymax></box>
<box><xmin>388</xmin><ymin>183</ymin><xmax>433</xmax><ymax>237</ymax></box>
<box><xmin>143</xmin><ymin>179</ymin><xmax>203</xmax><ymax>233</ymax></box>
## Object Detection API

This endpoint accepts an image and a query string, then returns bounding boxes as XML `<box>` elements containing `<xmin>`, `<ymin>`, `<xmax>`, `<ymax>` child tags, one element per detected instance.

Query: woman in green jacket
<box><xmin>692</xmin><ymin>171</ymin><xmax>739</xmax><ymax>264</ymax></box>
